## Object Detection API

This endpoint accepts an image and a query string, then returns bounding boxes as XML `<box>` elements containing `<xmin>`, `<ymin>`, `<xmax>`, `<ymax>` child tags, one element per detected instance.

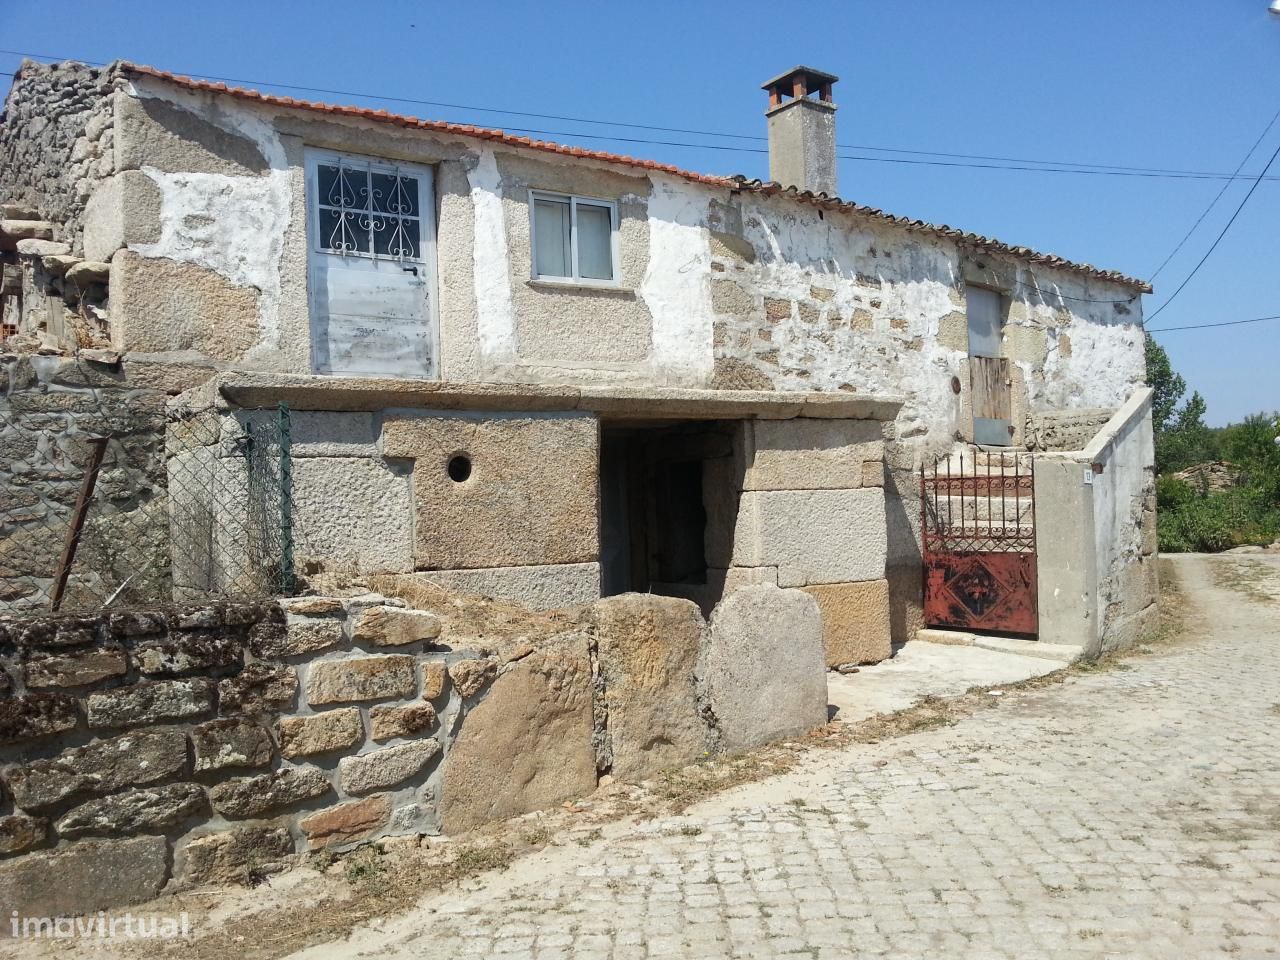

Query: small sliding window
<box><xmin>530</xmin><ymin>191</ymin><xmax>619</xmax><ymax>286</ymax></box>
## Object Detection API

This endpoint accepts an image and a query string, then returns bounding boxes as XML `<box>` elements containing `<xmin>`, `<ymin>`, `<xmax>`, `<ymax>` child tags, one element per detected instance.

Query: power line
<box><xmin>1010</xmin><ymin>281</ymin><xmax>1136</xmax><ymax>305</ymax></box>
<box><xmin>2</xmin><ymin>48</ymin><xmax>1279</xmax><ymax>183</ymax></box>
<box><xmin>1145</xmin><ymin>136</ymin><xmax>1280</xmax><ymax>326</ymax></box>
<box><xmin>490</xmin><ymin>122</ymin><xmax>1277</xmax><ymax>181</ymax></box>
<box><xmin>4</xmin><ymin>47</ymin><xmax>1274</xmax><ymax>321</ymax></box>
<box><xmin>1028</xmin><ymin>105</ymin><xmax>1280</xmax><ymax>308</ymax></box>
<box><xmin>1149</xmin><ymin>106</ymin><xmax>1280</xmax><ymax>281</ymax></box>
<box><xmin>1147</xmin><ymin>313</ymin><xmax>1280</xmax><ymax>333</ymax></box>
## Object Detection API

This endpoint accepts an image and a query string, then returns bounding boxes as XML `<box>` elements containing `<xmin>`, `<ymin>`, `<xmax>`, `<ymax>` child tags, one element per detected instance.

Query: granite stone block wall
<box><xmin>0</xmin><ymin>581</ymin><xmax>831</xmax><ymax>917</ymax></box>
<box><xmin>728</xmin><ymin>418</ymin><xmax>893</xmax><ymax>667</ymax></box>
<box><xmin>179</xmin><ymin>405</ymin><xmax>603</xmax><ymax>611</ymax></box>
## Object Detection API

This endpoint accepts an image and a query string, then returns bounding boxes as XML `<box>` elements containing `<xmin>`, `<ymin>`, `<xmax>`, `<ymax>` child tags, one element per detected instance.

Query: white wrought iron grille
<box><xmin>316</xmin><ymin>162</ymin><xmax>422</xmax><ymax>261</ymax></box>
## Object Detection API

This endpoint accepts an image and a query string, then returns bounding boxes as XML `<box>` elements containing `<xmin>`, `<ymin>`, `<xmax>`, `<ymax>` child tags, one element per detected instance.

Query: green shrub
<box><xmin>1158</xmin><ymin>488</ymin><xmax>1280</xmax><ymax>553</ymax></box>
<box><xmin>1156</xmin><ymin>475</ymin><xmax>1195</xmax><ymax>510</ymax></box>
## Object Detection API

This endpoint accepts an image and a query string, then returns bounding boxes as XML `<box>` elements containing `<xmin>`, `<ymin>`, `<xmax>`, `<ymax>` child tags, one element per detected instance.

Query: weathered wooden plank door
<box><xmin>966</xmin><ymin>287</ymin><xmax>1011</xmax><ymax>445</ymax></box>
<box><xmin>305</xmin><ymin>150</ymin><xmax>437</xmax><ymax>378</ymax></box>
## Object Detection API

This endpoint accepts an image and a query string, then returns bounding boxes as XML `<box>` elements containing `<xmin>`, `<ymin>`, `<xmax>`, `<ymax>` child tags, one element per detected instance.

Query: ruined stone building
<box><xmin>2</xmin><ymin>59</ymin><xmax>1158</xmax><ymax>662</ymax></box>
<box><xmin>0</xmin><ymin>59</ymin><xmax>1163</xmax><ymax>912</ymax></box>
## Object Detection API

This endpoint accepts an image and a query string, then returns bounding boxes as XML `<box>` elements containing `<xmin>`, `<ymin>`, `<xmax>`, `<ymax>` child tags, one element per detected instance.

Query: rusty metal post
<box><xmin>50</xmin><ymin>436</ymin><xmax>110</xmax><ymax>612</ymax></box>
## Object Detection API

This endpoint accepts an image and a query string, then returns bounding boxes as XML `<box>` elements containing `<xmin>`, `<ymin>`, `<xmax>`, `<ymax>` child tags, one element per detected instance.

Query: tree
<box><xmin>1145</xmin><ymin>334</ymin><xmax>1209</xmax><ymax>474</ymax></box>
<box><xmin>1222</xmin><ymin>412</ymin><xmax>1280</xmax><ymax>505</ymax></box>
<box><xmin>1145</xmin><ymin>333</ymin><xmax>1185</xmax><ymax>437</ymax></box>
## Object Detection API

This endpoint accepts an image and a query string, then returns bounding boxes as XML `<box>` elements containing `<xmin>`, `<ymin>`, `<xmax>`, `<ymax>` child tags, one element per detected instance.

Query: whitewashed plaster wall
<box><xmin>711</xmin><ymin>188</ymin><xmax>1146</xmax><ymax>457</ymax></box>
<box><xmin>119</xmin><ymin>78</ymin><xmax>295</xmax><ymax>369</ymax></box>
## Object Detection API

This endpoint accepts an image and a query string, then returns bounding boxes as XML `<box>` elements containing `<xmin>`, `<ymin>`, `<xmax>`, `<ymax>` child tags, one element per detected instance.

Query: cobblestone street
<box><xmin>303</xmin><ymin>554</ymin><xmax>1280</xmax><ymax>960</ymax></box>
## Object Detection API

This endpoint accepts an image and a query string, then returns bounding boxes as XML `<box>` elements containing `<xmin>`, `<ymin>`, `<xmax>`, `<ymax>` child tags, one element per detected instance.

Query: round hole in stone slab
<box><xmin>447</xmin><ymin>454</ymin><xmax>472</xmax><ymax>483</ymax></box>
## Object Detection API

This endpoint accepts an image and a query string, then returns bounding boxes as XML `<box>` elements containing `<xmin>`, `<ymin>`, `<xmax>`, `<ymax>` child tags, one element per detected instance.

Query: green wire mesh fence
<box><xmin>1</xmin><ymin>399</ymin><xmax>295</xmax><ymax>616</ymax></box>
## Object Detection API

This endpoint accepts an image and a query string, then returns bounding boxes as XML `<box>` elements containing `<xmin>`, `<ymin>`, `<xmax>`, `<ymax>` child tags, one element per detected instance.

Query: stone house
<box><xmin>1</xmin><ymin>60</ymin><xmax>1158</xmax><ymax>663</ymax></box>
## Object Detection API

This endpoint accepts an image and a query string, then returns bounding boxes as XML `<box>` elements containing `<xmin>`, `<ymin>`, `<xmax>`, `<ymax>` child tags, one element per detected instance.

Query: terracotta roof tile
<box><xmin>730</xmin><ymin>178</ymin><xmax>1152</xmax><ymax>293</ymax></box>
<box><xmin>117</xmin><ymin>62</ymin><xmax>1150</xmax><ymax>294</ymax></box>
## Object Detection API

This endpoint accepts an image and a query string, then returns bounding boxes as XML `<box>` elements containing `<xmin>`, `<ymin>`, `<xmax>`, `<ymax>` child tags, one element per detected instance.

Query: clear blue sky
<box><xmin>3</xmin><ymin>0</ymin><xmax>1277</xmax><ymax>425</ymax></box>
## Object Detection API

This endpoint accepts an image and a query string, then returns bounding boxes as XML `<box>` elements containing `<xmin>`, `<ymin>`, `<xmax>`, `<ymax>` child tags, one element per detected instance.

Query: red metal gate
<box><xmin>920</xmin><ymin>450</ymin><xmax>1038</xmax><ymax>637</ymax></box>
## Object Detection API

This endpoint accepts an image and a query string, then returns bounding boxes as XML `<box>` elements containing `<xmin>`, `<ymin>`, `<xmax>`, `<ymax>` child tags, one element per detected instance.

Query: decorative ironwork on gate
<box><xmin>920</xmin><ymin>450</ymin><xmax>1038</xmax><ymax>637</ymax></box>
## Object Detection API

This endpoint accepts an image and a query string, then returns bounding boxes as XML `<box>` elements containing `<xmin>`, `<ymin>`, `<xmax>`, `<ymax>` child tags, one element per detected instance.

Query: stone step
<box><xmin>0</xmin><ymin>219</ymin><xmax>55</xmax><ymax>246</ymax></box>
<box><xmin>922</xmin><ymin>517</ymin><xmax>1035</xmax><ymax>536</ymax></box>
<box><xmin>915</xmin><ymin>628</ymin><xmax>1081</xmax><ymax>663</ymax></box>
<box><xmin>928</xmin><ymin>496</ymin><xmax>1034</xmax><ymax>523</ymax></box>
<box><xmin>1</xmin><ymin>203</ymin><xmax>40</xmax><ymax>220</ymax></box>
<box><xmin>926</xmin><ymin>464</ymin><xmax>1034</xmax><ymax>480</ymax></box>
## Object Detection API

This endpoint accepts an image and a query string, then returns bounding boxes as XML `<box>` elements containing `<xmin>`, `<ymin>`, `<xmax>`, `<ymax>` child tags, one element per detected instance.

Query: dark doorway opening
<box><xmin>599</xmin><ymin>420</ymin><xmax>738</xmax><ymax>608</ymax></box>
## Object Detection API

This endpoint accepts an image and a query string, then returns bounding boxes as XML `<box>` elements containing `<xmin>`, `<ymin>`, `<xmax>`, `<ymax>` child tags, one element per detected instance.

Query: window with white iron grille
<box><xmin>316</xmin><ymin>162</ymin><xmax>424</xmax><ymax>261</ymax></box>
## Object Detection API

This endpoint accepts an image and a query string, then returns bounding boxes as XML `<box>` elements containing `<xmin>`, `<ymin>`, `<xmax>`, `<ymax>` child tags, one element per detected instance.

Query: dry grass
<box><xmin>653</xmin><ymin>750</ymin><xmax>800</xmax><ymax>813</ymax></box>
<box><xmin>1212</xmin><ymin>557</ymin><xmax>1278</xmax><ymax>605</ymax></box>
<box><xmin>520</xmin><ymin>825</ymin><xmax>553</xmax><ymax>847</ymax></box>
<box><xmin>138</xmin><ymin>834</ymin><xmax>526</xmax><ymax>960</ymax></box>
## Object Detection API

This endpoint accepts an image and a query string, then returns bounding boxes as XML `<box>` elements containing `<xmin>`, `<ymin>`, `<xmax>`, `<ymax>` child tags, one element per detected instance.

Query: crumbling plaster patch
<box><xmin>736</xmin><ymin>193</ymin><xmax>962</xmax><ymax>447</ymax></box>
<box><xmin>122</xmin><ymin>79</ymin><xmax>292</xmax><ymax>365</ymax></box>
<box><xmin>726</xmin><ymin>192</ymin><xmax>1144</xmax><ymax>456</ymax></box>
<box><xmin>1036</xmin><ymin>311</ymin><xmax>1145</xmax><ymax>410</ymax></box>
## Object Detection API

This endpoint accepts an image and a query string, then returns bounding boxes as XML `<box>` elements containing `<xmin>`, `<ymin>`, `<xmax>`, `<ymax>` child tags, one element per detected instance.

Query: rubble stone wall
<box><xmin>0</xmin><ymin>582</ymin><xmax>827</xmax><ymax>918</ymax></box>
<box><xmin>1024</xmin><ymin>407</ymin><xmax>1117</xmax><ymax>453</ymax></box>
<box><xmin>0</xmin><ymin>353</ymin><xmax>168</xmax><ymax>612</ymax></box>
<box><xmin>0</xmin><ymin>60</ymin><xmax>119</xmax><ymax>246</ymax></box>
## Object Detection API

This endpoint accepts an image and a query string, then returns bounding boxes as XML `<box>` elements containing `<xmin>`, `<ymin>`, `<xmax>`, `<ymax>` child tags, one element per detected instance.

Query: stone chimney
<box><xmin>762</xmin><ymin>66</ymin><xmax>839</xmax><ymax>195</ymax></box>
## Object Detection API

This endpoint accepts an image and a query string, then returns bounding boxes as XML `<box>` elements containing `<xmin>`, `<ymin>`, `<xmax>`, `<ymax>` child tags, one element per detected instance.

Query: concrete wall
<box><xmin>1034</xmin><ymin>389</ymin><xmax>1157</xmax><ymax>657</ymax></box>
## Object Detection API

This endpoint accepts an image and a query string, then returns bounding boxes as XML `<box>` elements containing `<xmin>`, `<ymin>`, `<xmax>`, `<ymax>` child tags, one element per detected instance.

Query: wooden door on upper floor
<box><xmin>966</xmin><ymin>286</ymin><xmax>1012</xmax><ymax>446</ymax></box>
<box><xmin>305</xmin><ymin>150</ymin><xmax>438</xmax><ymax>378</ymax></box>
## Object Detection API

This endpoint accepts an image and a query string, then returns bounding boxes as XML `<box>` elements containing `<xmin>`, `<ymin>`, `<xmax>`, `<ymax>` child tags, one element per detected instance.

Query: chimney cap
<box><xmin>760</xmin><ymin>65</ymin><xmax>840</xmax><ymax>92</ymax></box>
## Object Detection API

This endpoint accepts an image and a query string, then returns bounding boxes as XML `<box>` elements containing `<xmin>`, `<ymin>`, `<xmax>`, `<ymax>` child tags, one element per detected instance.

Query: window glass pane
<box><xmin>371</xmin><ymin>173</ymin><xmax>418</xmax><ymax>216</ymax></box>
<box><xmin>319</xmin><ymin>208</ymin><xmax>370</xmax><ymax>253</ymax></box>
<box><xmin>533</xmin><ymin>197</ymin><xmax>571</xmax><ymax>277</ymax></box>
<box><xmin>349</xmin><ymin>168</ymin><xmax>372</xmax><ymax>210</ymax></box>
<box><xmin>318</xmin><ymin>165</ymin><xmax>365</xmax><ymax>209</ymax></box>
<box><xmin>373</xmin><ymin>216</ymin><xmax>420</xmax><ymax>259</ymax></box>
<box><xmin>576</xmin><ymin>203</ymin><xmax>613</xmax><ymax>280</ymax></box>
<box><xmin>966</xmin><ymin>287</ymin><xmax>1003</xmax><ymax>358</ymax></box>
